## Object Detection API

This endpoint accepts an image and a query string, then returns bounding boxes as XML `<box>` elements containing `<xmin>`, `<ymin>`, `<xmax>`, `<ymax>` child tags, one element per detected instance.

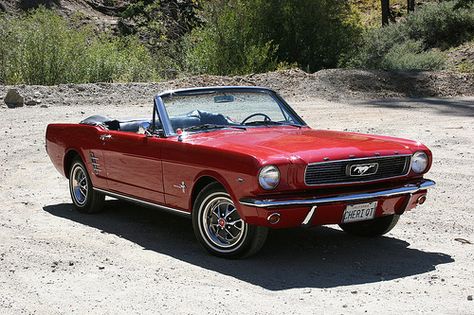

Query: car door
<box><xmin>99</xmin><ymin>129</ymin><xmax>165</xmax><ymax>204</ymax></box>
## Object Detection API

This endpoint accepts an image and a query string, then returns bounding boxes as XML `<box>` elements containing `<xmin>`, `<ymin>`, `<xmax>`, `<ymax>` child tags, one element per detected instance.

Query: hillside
<box><xmin>0</xmin><ymin>0</ymin><xmax>125</xmax><ymax>31</ymax></box>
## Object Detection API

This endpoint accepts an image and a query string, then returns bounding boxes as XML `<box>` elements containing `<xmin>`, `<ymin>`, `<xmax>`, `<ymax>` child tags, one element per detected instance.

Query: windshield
<box><xmin>161</xmin><ymin>90</ymin><xmax>302</xmax><ymax>133</ymax></box>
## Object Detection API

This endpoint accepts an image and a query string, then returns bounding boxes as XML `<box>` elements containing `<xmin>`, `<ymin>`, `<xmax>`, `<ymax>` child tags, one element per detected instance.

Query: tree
<box><xmin>407</xmin><ymin>0</ymin><xmax>415</xmax><ymax>13</ymax></box>
<box><xmin>381</xmin><ymin>0</ymin><xmax>390</xmax><ymax>26</ymax></box>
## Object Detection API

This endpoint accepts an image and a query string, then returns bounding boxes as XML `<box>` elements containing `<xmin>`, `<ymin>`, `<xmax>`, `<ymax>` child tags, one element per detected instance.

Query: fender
<box><xmin>191</xmin><ymin>170</ymin><xmax>259</xmax><ymax>220</ymax></box>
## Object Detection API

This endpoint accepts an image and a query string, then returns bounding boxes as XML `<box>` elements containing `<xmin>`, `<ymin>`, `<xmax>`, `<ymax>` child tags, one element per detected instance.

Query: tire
<box><xmin>69</xmin><ymin>157</ymin><xmax>105</xmax><ymax>214</ymax></box>
<box><xmin>339</xmin><ymin>214</ymin><xmax>400</xmax><ymax>237</ymax></box>
<box><xmin>192</xmin><ymin>182</ymin><xmax>268</xmax><ymax>258</ymax></box>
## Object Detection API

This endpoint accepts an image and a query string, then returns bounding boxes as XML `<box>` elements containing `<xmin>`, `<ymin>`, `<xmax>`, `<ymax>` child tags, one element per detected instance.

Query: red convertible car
<box><xmin>46</xmin><ymin>86</ymin><xmax>435</xmax><ymax>258</ymax></box>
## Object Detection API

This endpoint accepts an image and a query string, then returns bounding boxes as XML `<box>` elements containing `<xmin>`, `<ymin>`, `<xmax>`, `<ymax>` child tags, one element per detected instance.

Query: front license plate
<box><xmin>342</xmin><ymin>201</ymin><xmax>377</xmax><ymax>223</ymax></box>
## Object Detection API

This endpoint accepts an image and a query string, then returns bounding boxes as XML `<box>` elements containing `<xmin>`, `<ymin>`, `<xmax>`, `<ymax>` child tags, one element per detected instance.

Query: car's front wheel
<box><xmin>69</xmin><ymin>157</ymin><xmax>105</xmax><ymax>213</ymax></box>
<box><xmin>339</xmin><ymin>214</ymin><xmax>400</xmax><ymax>237</ymax></box>
<box><xmin>192</xmin><ymin>183</ymin><xmax>268</xmax><ymax>258</ymax></box>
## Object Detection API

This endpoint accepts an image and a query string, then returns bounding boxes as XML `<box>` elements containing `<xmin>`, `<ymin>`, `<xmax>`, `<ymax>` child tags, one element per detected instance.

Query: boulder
<box><xmin>4</xmin><ymin>89</ymin><xmax>24</xmax><ymax>108</ymax></box>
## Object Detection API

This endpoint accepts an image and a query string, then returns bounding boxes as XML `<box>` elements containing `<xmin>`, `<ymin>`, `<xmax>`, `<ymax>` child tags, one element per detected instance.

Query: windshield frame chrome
<box><xmin>153</xmin><ymin>86</ymin><xmax>307</xmax><ymax>137</ymax></box>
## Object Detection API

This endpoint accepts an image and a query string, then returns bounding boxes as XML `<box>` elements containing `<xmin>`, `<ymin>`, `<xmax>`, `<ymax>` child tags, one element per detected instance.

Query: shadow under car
<box><xmin>43</xmin><ymin>200</ymin><xmax>454</xmax><ymax>291</ymax></box>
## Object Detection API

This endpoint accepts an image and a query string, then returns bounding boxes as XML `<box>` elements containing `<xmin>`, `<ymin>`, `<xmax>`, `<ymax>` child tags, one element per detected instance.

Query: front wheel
<box><xmin>69</xmin><ymin>157</ymin><xmax>105</xmax><ymax>214</ymax></box>
<box><xmin>192</xmin><ymin>183</ymin><xmax>268</xmax><ymax>258</ymax></box>
<box><xmin>339</xmin><ymin>214</ymin><xmax>400</xmax><ymax>237</ymax></box>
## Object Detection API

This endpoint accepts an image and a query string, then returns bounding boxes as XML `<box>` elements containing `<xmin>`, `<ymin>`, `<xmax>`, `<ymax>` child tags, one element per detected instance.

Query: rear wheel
<box><xmin>339</xmin><ymin>214</ymin><xmax>400</xmax><ymax>237</ymax></box>
<box><xmin>192</xmin><ymin>183</ymin><xmax>268</xmax><ymax>258</ymax></box>
<box><xmin>69</xmin><ymin>157</ymin><xmax>104</xmax><ymax>213</ymax></box>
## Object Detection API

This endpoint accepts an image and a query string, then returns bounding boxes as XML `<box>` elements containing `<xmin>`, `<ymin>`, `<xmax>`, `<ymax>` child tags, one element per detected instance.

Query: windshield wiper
<box><xmin>243</xmin><ymin>120</ymin><xmax>302</xmax><ymax>128</ymax></box>
<box><xmin>183</xmin><ymin>124</ymin><xmax>246</xmax><ymax>132</ymax></box>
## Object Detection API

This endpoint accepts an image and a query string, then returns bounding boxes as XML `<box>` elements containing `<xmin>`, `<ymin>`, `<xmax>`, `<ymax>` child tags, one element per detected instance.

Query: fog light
<box><xmin>267</xmin><ymin>213</ymin><xmax>281</xmax><ymax>224</ymax></box>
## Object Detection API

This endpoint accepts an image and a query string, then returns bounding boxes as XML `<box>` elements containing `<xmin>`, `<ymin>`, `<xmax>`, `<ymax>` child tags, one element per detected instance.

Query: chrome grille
<box><xmin>305</xmin><ymin>155</ymin><xmax>411</xmax><ymax>185</ymax></box>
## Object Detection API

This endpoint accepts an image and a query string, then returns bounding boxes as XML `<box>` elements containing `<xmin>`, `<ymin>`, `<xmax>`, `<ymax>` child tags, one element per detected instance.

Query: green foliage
<box><xmin>183</xmin><ymin>0</ymin><xmax>277</xmax><ymax>75</ymax></box>
<box><xmin>456</xmin><ymin>61</ymin><xmax>474</xmax><ymax>73</ymax></box>
<box><xmin>349</xmin><ymin>1</ymin><xmax>474</xmax><ymax>70</ymax></box>
<box><xmin>454</xmin><ymin>0</ymin><xmax>474</xmax><ymax>9</ymax></box>
<box><xmin>381</xmin><ymin>40</ymin><xmax>446</xmax><ymax>70</ymax></box>
<box><xmin>120</xmin><ymin>0</ymin><xmax>201</xmax><ymax>44</ymax></box>
<box><xmin>119</xmin><ymin>0</ymin><xmax>202</xmax><ymax>78</ymax></box>
<box><xmin>0</xmin><ymin>8</ymin><xmax>157</xmax><ymax>85</ymax></box>
<box><xmin>404</xmin><ymin>1</ymin><xmax>474</xmax><ymax>49</ymax></box>
<box><xmin>184</xmin><ymin>0</ymin><xmax>363</xmax><ymax>75</ymax></box>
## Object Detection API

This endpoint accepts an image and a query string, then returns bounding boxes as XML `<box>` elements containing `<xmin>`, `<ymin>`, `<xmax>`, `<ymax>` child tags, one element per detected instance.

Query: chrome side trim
<box><xmin>93</xmin><ymin>188</ymin><xmax>191</xmax><ymax>217</ymax></box>
<box><xmin>302</xmin><ymin>206</ymin><xmax>317</xmax><ymax>227</ymax></box>
<box><xmin>239</xmin><ymin>179</ymin><xmax>435</xmax><ymax>208</ymax></box>
<box><xmin>304</xmin><ymin>154</ymin><xmax>412</xmax><ymax>186</ymax></box>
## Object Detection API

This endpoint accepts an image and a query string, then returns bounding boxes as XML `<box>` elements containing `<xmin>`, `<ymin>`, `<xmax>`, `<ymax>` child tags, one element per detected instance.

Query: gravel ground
<box><xmin>0</xmin><ymin>90</ymin><xmax>473</xmax><ymax>314</ymax></box>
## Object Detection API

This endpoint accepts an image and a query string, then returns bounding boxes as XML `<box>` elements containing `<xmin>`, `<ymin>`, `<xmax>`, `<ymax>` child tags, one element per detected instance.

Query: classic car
<box><xmin>46</xmin><ymin>86</ymin><xmax>435</xmax><ymax>258</ymax></box>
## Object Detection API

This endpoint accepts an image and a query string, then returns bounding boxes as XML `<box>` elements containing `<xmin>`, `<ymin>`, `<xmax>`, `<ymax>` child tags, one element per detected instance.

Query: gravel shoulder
<box><xmin>0</xmin><ymin>93</ymin><xmax>473</xmax><ymax>314</ymax></box>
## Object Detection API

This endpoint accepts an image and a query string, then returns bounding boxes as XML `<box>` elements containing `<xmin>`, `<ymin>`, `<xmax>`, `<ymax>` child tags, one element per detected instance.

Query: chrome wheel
<box><xmin>71</xmin><ymin>164</ymin><xmax>88</xmax><ymax>206</ymax></box>
<box><xmin>201</xmin><ymin>194</ymin><xmax>247</xmax><ymax>250</ymax></box>
<box><xmin>193</xmin><ymin>183</ymin><xmax>268</xmax><ymax>258</ymax></box>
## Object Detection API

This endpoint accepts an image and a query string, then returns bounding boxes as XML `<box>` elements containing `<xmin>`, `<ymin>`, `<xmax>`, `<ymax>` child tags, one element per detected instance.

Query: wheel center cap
<box><xmin>218</xmin><ymin>218</ymin><xmax>226</xmax><ymax>228</ymax></box>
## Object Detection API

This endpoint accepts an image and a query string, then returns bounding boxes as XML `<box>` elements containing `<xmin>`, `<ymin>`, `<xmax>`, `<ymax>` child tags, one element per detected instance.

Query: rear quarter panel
<box><xmin>46</xmin><ymin>124</ymin><xmax>107</xmax><ymax>188</ymax></box>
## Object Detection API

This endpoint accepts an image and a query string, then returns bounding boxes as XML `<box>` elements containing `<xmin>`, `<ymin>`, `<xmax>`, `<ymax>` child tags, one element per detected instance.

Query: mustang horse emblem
<box><xmin>349</xmin><ymin>163</ymin><xmax>379</xmax><ymax>176</ymax></box>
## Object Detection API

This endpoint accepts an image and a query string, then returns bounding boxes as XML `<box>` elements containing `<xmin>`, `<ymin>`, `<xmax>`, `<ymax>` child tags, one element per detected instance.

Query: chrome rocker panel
<box><xmin>94</xmin><ymin>187</ymin><xmax>191</xmax><ymax>217</ymax></box>
<box><xmin>239</xmin><ymin>179</ymin><xmax>436</xmax><ymax>208</ymax></box>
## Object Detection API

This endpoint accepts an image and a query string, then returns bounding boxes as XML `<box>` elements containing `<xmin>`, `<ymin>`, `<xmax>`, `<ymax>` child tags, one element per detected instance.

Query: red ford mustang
<box><xmin>46</xmin><ymin>86</ymin><xmax>435</xmax><ymax>258</ymax></box>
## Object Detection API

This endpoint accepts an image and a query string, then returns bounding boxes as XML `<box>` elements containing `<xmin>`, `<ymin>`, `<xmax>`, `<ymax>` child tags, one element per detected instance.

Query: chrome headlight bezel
<box><xmin>258</xmin><ymin>165</ymin><xmax>280</xmax><ymax>190</ymax></box>
<box><xmin>411</xmin><ymin>151</ymin><xmax>428</xmax><ymax>173</ymax></box>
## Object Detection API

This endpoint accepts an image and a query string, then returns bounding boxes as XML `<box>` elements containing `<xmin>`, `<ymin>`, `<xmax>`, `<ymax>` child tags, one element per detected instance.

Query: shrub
<box><xmin>0</xmin><ymin>8</ymin><xmax>158</xmax><ymax>85</ymax></box>
<box><xmin>405</xmin><ymin>1</ymin><xmax>474</xmax><ymax>49</ymax></box>
<box><xmin>348</xmin><ymin>1</ymin><xmax>474</xmax><ymax>70</ymax></box>
<box><xmin>381</xmin><ymin>40</ymin><xmax>446</xmax><ymax>71</ymax></box>
<box><xmin>184</xmin><ymin>0</ymin><xmax>363</xmax><ymax>75</ymax></box>
<box><xmin>183</xmin><ymin>0</ymin><xmax>278</xmax><ymax>75</ymax></box>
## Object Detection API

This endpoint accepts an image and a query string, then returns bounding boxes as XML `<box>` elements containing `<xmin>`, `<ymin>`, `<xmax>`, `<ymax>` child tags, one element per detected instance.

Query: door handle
<box><xmin>99</xmin><ymin>134</ymin><xmax>112</xmax><ymax>141</ymax></box>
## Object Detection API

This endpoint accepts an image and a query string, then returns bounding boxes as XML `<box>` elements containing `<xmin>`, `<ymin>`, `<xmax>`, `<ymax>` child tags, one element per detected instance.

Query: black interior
<box><xmin>80</xmin><ymin>111</ymin><xmax>231</xmax><ymax>133</ymax></box>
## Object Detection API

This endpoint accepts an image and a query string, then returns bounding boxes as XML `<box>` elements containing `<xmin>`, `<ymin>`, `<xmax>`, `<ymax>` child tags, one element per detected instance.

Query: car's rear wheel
<box><xmin>339</xmin><ymin>214</ymin><xmax>400</xmax><ymax>237</ymax></box>
<box><xmin>192</xmin><ymin>183</ymin><xmax>268</xmax><ymax>258</ymax></box>
<box><xmin>69</xmin><ymin>157</ymin><xmax>104</xmax><ymax>213</ymax></box>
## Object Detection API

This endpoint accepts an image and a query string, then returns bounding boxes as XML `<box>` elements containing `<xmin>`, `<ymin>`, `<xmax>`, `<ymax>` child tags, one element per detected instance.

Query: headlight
<box><xmin>258</xmin><ymin>165</ymin><xmax>280</xmax><ymax>190</ymax></box>
<box><xmin>411</xmin><ymin>151</ymin><xmax>428</xmax><ymax>173</ymax></box>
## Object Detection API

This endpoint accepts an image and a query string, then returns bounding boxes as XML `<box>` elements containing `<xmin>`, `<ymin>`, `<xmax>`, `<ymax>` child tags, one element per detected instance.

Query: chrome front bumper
<box><xmin>239</xmin><ymin>179</ymin><xmax>436</xmax><ymax>208</ymax></box>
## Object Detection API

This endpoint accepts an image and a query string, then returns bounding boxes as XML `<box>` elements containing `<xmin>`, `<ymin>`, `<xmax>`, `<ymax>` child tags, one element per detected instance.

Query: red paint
<box><xmin>46</xmin><ymin>122</ymin><xmax>433</xmax><ymax>228</ymax></box>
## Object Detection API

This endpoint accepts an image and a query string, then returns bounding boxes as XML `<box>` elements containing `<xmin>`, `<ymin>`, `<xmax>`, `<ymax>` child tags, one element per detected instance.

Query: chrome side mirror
<box><xmin>137</xmin><ymin>122</ymin><xmax>152</xmax><ymax>136</ymax></box>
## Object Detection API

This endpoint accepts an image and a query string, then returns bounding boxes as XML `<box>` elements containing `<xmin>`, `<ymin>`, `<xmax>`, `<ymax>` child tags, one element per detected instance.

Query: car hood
<box><xmin>184</xmin><ymin>127</ymin><xmax>422</xmax><ymax>164</ymax></box>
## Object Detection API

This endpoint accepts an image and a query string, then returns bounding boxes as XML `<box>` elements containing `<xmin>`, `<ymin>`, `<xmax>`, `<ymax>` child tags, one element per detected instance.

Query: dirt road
<box><xmin>1</xmin><ymin>96</ymin><xmax>473</xmax><ymax>314</ymax></box>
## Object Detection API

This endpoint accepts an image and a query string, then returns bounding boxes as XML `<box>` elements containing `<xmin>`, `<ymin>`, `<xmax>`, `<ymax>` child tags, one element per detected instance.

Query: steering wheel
<box><xmin>241</xmin><ymin>113</ymin><xmax>272</xmax><ymax>125</ymax></box>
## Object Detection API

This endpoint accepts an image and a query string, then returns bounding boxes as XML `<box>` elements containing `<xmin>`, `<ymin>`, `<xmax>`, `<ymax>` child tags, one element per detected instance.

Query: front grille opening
<box><xmin>305</xmin><ymin>155</ymin><xmax>410</xmax><ymax>185</ymax></box>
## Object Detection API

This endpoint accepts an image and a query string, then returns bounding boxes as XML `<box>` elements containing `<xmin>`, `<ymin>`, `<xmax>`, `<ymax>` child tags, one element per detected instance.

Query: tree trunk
<box><xmin>381</xmin><ymin>0</ymin><xmax>390</xmax><ymax>26</ymax></box>
<box><xmin>407</xmin><ymin>0</ymin><xmax>415</xmax><ymax>13</ymax></box>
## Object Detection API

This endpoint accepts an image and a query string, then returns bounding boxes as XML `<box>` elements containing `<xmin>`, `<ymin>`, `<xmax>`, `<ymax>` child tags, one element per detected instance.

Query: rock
<box><xmin>25</xmin><ymin>98</ymin><xmax>42</xmax><ymax>106</ymax></box>
<box><xmin>454</xmin><ymin>238</ymin><xmax>472</xmax><ymax>244</ymax></box>
<box><xmin>468</xmin><ymin>295</ymin><xmax>473</xmax><ymax>301</ymax></box>
<box><xmin>40</xmin><ymin>104</ymin><xmax>49</xmax><ymax>108</ymax></box>
<box><xmin>4</xmin><ymin>89</ymin><xmax>24</xmax><ymax>108</ymax></box>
